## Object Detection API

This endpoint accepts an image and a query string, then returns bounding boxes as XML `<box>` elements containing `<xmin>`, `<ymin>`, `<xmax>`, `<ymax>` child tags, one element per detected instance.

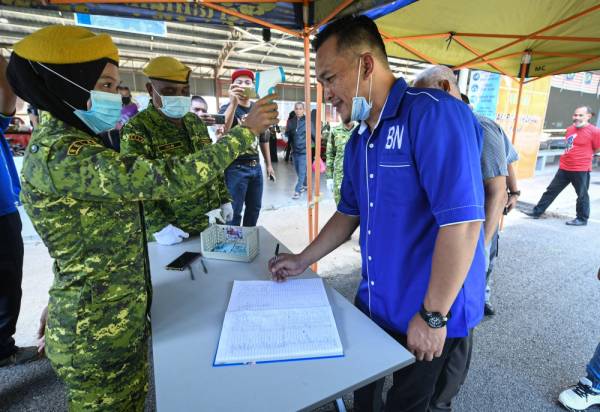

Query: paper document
<box><xmin>214</xmin><ymin>278</ymin><xmax>344</xmax><ymax>365</ymax></box>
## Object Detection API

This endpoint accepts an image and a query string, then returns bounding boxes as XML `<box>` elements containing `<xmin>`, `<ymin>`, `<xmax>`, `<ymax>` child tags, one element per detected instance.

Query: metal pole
<box><xmin>511</xmin><ymin>52</ymin><xmax>530</xmax><ymax>144</ymax></box>
<box><xmin>303</xmin><ymin>31</ymin><xmax>314</xmax><ymax>246</ymax></box>
<box><xmin>312</xmin><ymin>81</ymin><xmax>323</xmax><ymax>273</ymax></box>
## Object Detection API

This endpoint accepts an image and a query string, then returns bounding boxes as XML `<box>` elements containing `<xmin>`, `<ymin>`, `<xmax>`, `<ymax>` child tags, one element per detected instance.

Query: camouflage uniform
<box><xmin>20</xmin><ymin>114</ymin><xmax>253</xmax><ymax>411</ymax></box>
<box><xmin>121</xmin><ymin>102</ymin><xmax>230</xmax><ymax>235</ymax></box>
<box><xmin>325</xmin><ymin>124</ymin><xmax>353</xmax><ymax>204</ymax></box>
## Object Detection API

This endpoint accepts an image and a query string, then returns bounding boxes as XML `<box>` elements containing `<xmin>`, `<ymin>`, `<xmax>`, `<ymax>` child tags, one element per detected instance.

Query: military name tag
<box><xmin>158</xmin><ymin>141</ymin><xmax>183</xmax><ymax>152</ymax></box>
<box><xmin>67</xmin><ymin>139</ymin><xmax>100</xmax><ymax>156</ymax></box>
<box><xmin>127</xmin><ymin>134</ymin><xmax>145</xmax><ymax>144</ymax></box>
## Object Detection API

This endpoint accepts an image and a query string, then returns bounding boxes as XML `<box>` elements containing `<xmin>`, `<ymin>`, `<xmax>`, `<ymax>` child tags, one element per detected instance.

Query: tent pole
<box><xmin>511</xmin><ymin>52</ymin><xmax>530</xmax><ymax>145</ymax></box>
<box><xmin>303</xmin><ymin>30</ymin><xmax>315</xmax><ymax>255</ymax></box>
<box><xmin>312</xmin><ymin>81</ymin><xmax>323</xmax><ymax>273</ymax></box>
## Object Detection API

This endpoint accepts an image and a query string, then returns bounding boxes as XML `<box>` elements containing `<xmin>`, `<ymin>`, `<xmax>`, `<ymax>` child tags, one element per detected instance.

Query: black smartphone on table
<box><xmin>165</xmin><ymin>252</ymin><xmax>202</xmax><ymax>271</ymax></box>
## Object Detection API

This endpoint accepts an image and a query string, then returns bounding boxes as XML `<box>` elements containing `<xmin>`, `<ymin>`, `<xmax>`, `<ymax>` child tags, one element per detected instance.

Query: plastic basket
<box><xmin>200</xmin><ymin>224</ymin><xmax>259</xmax><ymax>262</ymax></box>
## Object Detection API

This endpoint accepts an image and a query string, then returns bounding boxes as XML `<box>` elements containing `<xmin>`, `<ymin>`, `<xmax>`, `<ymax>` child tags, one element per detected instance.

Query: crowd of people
<box><xmin>0</xmin><ymin>13</ymin><xmax>598</xmax><ymax>412</ymax></box>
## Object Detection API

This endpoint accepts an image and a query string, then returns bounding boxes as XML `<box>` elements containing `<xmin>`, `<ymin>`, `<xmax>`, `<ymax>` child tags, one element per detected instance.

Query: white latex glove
<box><xmin>220</xmin><ymin>202</ymin><xmax>234</xmax><ymax>223</ymax></box>
<box><xmin>153</xmin><ymin>224</ymin><xmax>189</xmax><ymax>246</ymax></box>
<box><xmin>205</xmin><ymin>209</ymin><xmax>224</xmax><ymax>225</ymax></box>
<box><xmin>326</xmin><ymin>178</ymin><xmax>334</xmax><ymax>193</ymax></box>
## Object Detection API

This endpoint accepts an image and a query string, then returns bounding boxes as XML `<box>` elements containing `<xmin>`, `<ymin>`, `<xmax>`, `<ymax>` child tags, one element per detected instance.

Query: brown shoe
<box><xmin>0</xmin><ymin>346</ymin><xmax>40</xmax><ymax>367</ymax></box>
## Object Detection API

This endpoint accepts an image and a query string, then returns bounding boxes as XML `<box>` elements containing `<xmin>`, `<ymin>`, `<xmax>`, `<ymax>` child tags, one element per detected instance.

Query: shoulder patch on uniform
<box><xmin>158</xmin><ymin>141</ymin><xmax>183</xmax><ymax>152</ymax></box>
<box><xmin>67</xmin><ymin>139</ymin><xmax>100</xmax><ymax>156</ymax></box>
<box><xmin>127</xmin><ymin>134</ymin><xmax>145</xmax><ymax>144</ymax></box>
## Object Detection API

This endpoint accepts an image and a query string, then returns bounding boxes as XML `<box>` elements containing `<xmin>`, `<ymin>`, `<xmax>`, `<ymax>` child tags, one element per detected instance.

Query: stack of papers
<box><xmin>214</xmin><ymin>278</ymin><xmax>344</xmax><ymax>365</ymax></box>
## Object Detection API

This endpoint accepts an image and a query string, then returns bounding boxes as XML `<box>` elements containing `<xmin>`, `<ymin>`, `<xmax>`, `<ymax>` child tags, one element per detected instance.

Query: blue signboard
<box><xmin>468</xmin><ymin>70</ymin><xmax>501</xmax><ymax>120</ymax></box>
<box><xmin>75</xmin><ymin>13</ymin><xmax>167</xmax><ymax>37</ymax></box>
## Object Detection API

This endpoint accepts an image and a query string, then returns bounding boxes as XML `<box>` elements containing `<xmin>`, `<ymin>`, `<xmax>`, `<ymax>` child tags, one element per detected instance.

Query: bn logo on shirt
<box><xmin>385</xmin><ymin>125</ymin><xmax>404</xmax><ymax>150</ymax></box>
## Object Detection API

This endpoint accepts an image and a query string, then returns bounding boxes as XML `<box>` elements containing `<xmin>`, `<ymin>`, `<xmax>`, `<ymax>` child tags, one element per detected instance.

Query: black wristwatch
<box><xmin>508</xmin><ymin>190</ymin><xmax>521</xmax><ymax>196</ymax></box>
<box><xmin>419</xmin><ymin>305</ymin><xmax>450</xmax><ymax>329</ymax></box>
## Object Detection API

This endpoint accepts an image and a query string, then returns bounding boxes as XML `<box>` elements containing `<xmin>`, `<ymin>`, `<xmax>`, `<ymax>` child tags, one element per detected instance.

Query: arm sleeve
<box><xmin>336</xmin><ymin>141</ymin><xmax>360</xmax><ymax>215</ymax></box>
<box><xmin>120</xmin><ymin>122</ymin><xmax>175</xmax><ymax>234</ymax></box>
<box><xmin>325</xmin><ymin>129</ymin><xmax>335</xmax><ymax>179</ymax></box>
<box><xmin>24</xmin><ymin>126</ymin><xmax>254</xmax><ymax>202</ymax></box>
<box><xmin>479</xmin><ymin>119</ymin><xmax>508</xmax><ymax>179</ymax></box>
<box><xmin>412</xmin><ymin>99</ymin><xmax>485</xmax><ymax>226</ymax></box>
<box><xmin>501</xmin><ymin>129</ymin><xmax>520</xmax><ymax>163</ymax></box>
<box><xmin>593</xmin><ymin>128</ymin><xmax>600</xmax><ymax>151</ymax></box>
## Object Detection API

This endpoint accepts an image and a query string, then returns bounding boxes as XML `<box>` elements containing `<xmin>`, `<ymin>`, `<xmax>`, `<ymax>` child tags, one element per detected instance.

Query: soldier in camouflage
<box><xmin>325</xmin><ymin>121</ymin><xmax>355</xmax><ymax>204</ymax></box>
<box><xmin>7</xmin><ymin>25</ymin><xmax>278</xmax><ymax>411</ymax></box>
<box><xmin>121</xmin><ymin>56</ymin><xmax>231</xmax><ymax>237</ymax></box>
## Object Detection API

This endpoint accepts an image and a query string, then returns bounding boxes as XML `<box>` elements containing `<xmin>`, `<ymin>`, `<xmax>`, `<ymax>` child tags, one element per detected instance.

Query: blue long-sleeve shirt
<box><xmin>0</xmin><ymin>114</ymin><xmax>21</xmax><ymax>216</ymax></box>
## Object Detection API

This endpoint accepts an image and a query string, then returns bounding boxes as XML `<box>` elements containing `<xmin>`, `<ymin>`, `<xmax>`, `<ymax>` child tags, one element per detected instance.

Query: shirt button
<box><xmin>369</xmin><ymin>143</ymin><xmax>374</xmax><ymax>149</ymax></box>
<box><xmin>368</xmin><ymin>230</ymin><xmax>371</xmax><ymax>235</ymax></box>
<box><xmin>370</xmin><ymin>281</ymin><xmax>375</xmax><ymax>286</ymax></box>
<box><xmin>369</xmin><ymin>202</ymin><xmax>374</xmax><ymax>207</ymax></box>
<box><xmin>369</xmin><ymin>173</ymin><xmax>374</xmax><ymax>179</ymax></box>
<box><xmin>368</xmin><ymin>256</ymin><xmax>372</xmax><ymax>261</ymax></box>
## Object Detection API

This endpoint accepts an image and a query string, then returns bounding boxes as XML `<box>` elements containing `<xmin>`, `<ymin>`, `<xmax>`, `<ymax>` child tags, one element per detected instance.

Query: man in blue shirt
<box><xmin>0</xmin><ymin>55</ymin><xmax>38</xmax><ymax>367</ymax></box>
<box><xmin>269</xmin><ymin>15</ymin><xmax>485</xmax><ymax>411</ymax></box>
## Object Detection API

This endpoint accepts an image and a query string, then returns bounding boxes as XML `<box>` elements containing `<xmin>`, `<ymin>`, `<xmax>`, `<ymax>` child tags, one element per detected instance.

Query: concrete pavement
<box><xmin>1</xmin><ymin>160</ymin><xmax>598</xmax><ymax>411</ymax></box>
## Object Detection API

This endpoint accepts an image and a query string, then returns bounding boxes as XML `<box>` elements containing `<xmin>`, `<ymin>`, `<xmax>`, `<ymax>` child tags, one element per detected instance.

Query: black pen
<box><xmin>274</xmin><ymin>243</ymin><xmax>280</xmax><ymax>257</ymax></box>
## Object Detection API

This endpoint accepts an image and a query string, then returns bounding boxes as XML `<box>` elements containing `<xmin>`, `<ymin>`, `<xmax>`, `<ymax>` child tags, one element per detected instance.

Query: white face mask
<box><xmin>350</xmin><ymin>58</ymin><xmax>373</xmax><ymax>122</ymax></box>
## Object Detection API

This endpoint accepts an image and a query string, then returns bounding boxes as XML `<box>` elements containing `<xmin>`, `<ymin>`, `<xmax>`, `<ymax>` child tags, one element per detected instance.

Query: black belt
<box><xmin>233</xmin><ymin>158</ymin><xmax>259</xmax><ymax>167</ymax></box>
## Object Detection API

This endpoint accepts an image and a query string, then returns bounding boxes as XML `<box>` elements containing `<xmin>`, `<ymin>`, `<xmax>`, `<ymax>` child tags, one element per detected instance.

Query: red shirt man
<box><xmin>560</xmin><ymin>122</ymin><xmax>600</xmax><ymax>172</ymax></box>
<box><xmin>528</xmin><ymin>106</ymin><xmax>600</xmax><ymax>226</ymax></box>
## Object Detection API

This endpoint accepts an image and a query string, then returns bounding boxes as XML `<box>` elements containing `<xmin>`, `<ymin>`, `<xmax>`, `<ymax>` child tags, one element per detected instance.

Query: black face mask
<box><xmin>122</xmin><ymin>96</ymin><xmax>131</xmax><ymax>105</ymax></box>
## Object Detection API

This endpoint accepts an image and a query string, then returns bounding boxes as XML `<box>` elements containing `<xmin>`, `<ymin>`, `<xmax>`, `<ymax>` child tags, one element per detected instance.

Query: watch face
<box><xmin>429</xmin><ymin>316</ymin><xmax>443</xmax><ymax>328</ymax></box>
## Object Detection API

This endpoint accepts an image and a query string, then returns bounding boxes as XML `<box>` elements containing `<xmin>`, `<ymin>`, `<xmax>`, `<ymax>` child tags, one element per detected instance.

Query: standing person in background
<box><xmin>525</xmin><ymin>106</ymin><xmax>600</xmax><ymax>226</ymax></box>
<box><xmin>460</xmin><ymin>92</ymin><xmax>520</xmax><ymax>317</ymax></box>
<box><xmin>557</xmin><ymin>267</ymin><xmax>600</xmax><ymax>411</ymax></box>
<box><xmin>116</xmin><ymin>85</ymin><xmax>138</xmax><ymax>129</ymax></box>
<box><xmin>325</xmin><ymin>118</ymin><xmax>354</xmax><ymax>204</ymax></box>
<box><xmin>0</xmin><ymin>54</ymin><xmax>39</xmax><ymax>367</ymax></box>
<box><xmin>121</xmin><ymin>56</ymin><xmax>234</xmax><ymax>240</ymax></box>
<box><xmin>284</xmin><ymin>110</ymin><xmax>296</xmax><ymax>162</ymax></box>
<box><xmin>285</xmin><ymin>102</ymin><xmax>314</xmax><ymax>199</ymax></box>
<box><xmin>219</xmin><ymin>68</ymin><xmax>276</xmax><ymax>226</ymax></box>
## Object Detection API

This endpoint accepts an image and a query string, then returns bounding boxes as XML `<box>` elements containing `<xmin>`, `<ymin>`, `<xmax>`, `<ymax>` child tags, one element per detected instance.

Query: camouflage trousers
<box><xmin>46</xmin><ymin>282</ymin><xmax>149</xmax><ymax>411</ymax></box>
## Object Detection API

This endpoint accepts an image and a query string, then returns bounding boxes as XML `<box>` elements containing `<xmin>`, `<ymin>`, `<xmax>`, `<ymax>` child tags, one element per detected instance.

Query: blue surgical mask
<box><xmin>73</xmin><ymin>91</ymin><xmax>122</xmax><ymax>134</ymax></box>
<box><xmin>350</xmin><ymin>58</ymin><xmax>373</xmax><ymax>122</ymax></box>
<box><xmin>154</xmin><ymin>87</ymin><xmax>191</xmax><ymax>119</ymax></box>
<box><xmin>36</xmin><ymin>62</ymin><xmax>122</xmax><ymax>134</ymax></box>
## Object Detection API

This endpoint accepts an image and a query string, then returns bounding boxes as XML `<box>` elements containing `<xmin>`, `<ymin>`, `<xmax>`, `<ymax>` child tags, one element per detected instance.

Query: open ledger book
<box><xmin>214</xmin><ymin>278</ymin><xmax>344</xmax><ymax>366</ymax></box>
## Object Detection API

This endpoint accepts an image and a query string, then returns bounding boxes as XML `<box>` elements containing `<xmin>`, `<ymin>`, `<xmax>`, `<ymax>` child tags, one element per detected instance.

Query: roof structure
<box><xmin>0</xmin><ymin>5</ymin><xmax>431</xmax><ymax>86</ymax></box>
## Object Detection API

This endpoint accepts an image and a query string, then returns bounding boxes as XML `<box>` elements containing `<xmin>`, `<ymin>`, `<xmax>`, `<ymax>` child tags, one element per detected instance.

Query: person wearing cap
<box><xmin>7</xmin><ymin>25</ymin><xmax>277</xmax><ymax>410</ymax></box>
<box><xmin>120</xmin><ymin>56</ymin><xmax>233</xmax><ymax>239</ymax></box>
<box><xmin>219</xmin><ymin>68</ymin><xmax>275</xmax><ymax>226</ymax></box>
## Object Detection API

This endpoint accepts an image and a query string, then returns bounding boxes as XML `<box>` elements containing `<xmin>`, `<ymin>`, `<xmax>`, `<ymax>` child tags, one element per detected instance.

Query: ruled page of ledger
<box><xmin>214</xmin><ymin>278</ymin><xmax>344</xmax><ymax>365</ymax></box>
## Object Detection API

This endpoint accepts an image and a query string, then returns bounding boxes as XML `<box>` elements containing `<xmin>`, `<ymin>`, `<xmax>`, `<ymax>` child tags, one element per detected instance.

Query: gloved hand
<box><xmin>326</xmin><ymin>179</ymin><xmax>334</xmax><ymax>193</ymax></box>
<box><xmin>153</xmin><ymin>224</ymin><xmax>189</xmax><ymax>246</ymax></box>
<box><xmin>220</xmin><ymin>202</ymin><xmax>234</xmax><ymax>223</ymax></box>
<box><xmin>205</xmin><ymin>209</ymin><xmax>224</xmax><ymax>225</ymax></box>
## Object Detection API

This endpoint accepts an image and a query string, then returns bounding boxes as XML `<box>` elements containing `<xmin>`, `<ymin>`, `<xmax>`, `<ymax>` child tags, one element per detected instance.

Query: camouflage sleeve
<box><xmin>217</xmin><ymin>174</ymin><xmax>232</xmax><ymax>204</ymax></box>
<box><xmin>325</xmin><ymin>129</ymin><xmax>335</xmax><ymax>179</ymax></box>
<box><xmin>120</xmin><ymin>121</ymin><xmax>176</xmax><ymax>233</ymax></box>
<box><xmin>23</xmin><ymin>126</ymin><xmax>254</xmax><ymax>202</ymax></box>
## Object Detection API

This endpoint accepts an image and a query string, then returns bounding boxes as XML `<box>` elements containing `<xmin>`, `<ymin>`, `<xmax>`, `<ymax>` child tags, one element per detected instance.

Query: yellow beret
<box><xmin>12</xmin><ymin>25</ymin><xmax>119</xmax><ymax>64</ymax></box>
<box><xmin>143</xmin><ymin>56</ymin><xmax>191</xmax><ymax>84</ymax></box>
